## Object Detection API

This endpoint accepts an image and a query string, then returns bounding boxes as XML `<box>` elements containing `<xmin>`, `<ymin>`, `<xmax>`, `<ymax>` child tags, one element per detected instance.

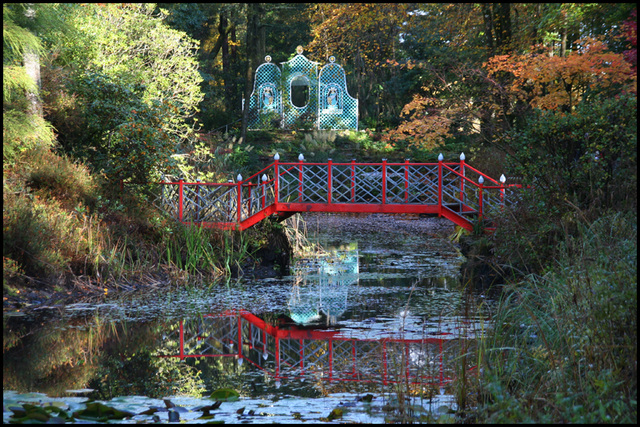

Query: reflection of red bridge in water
<box><xmin>156</xmin><ymin>310</ymin><xmax>477</xmax><ymax>389</ymax></box>
<box><xmin>152</xmin><ymin>153</ymin><xmax>522</xmax><ymax>231</ymax></box>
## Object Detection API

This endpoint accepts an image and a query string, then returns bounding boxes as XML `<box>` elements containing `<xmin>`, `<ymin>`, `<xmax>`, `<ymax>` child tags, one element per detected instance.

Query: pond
<box><xmin>3</xmin><ymin>214</ymin><xmax>495</xmax><ymax>424</ymax></box>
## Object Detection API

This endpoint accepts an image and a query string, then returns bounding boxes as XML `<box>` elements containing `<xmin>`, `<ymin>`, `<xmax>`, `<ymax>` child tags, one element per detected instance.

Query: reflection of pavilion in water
<box><xmin>288</xmin><ymin>249</ymin><xmax>359</xmax><ymax>325</ymax></box>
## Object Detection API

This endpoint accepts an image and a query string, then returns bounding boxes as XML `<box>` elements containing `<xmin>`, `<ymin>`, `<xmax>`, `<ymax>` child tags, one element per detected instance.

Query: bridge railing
<box><xmin>276</xmin><ymin>157</ymin><xmax>457</xmax><ymax>206</ymax></box>
<box><xmin>441</xmin><ymin>160</ymin><xmax>523</xmax><ymax>220</ymax></box>
<box><xmin>146</xmin><ymin>153</ymin><xmax>521</xmax><ymax>229</ymax></box>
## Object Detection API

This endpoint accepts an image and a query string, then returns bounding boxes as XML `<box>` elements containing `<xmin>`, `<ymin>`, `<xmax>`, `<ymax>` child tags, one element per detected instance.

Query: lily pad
<box><xmin>73</xmin><ymin>402</ymin><xmax>134</xmax><ymax>421</ymax></box>
<box><xmin>209</xmin><ymin>388</ymin><xmax>240</xmax><ymax>402</ymax></box>
<box><xmin>327</xmin><ymin>407</ymin><xmax>343</xmax><ymax>420</ymax></box>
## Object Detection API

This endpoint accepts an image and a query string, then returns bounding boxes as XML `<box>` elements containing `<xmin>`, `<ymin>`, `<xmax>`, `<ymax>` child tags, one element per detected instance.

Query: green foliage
<box><xmin>4</xmin><ymin>187</ymin><xmax>86</xmax><ymax>277</ymax></box>
<box><xmin>3</xmin><ymin>4</ymin><xmax>56</xmax><ymax>163</ymax></box>
<box><xmin>478</xmin><ymin>212</ymin><xmax>637</xmax><ymax>423</ymax></box>
<box><xmin>67</xmin><ymin>72</ymin><xmax>179</xmax><ymax>183</ymax></box>
<box><xmin>3</xmin><ymin>110</ymin><xmax>56</xmax><ymax>163</ymax></box>
<box><xmin>90</xmin><ymin>350</ymin><xmax>205</xmax><ymax>400</ymax></box>
<box><xmin>493</xmin><ymin>93</ymin><xmax>637</xmax><ymax>271</ymax></box>
<box><xmin>174</xmin><ymin>133</ymin><xmax>254</xmax><ymax>183</ymax></box>
<box><xmin>164</xmin><ymin>224</ymin><xmax>220</xmax><ymax>277</ymax></box>
<box><xmin>51</xmin><ymin>3</ymin><xmax>203</xmax><ymax>147</ymax></box>
<box><xmin>209</xmin><ymin>388</ymin><xmax>240</xmax><ymax>402</ymax></box>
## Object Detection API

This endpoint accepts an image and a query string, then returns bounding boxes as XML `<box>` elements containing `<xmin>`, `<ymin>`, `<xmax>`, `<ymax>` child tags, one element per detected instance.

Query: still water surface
<box><xmin>4</xmin><ymin>216</ymin><xmax>492</xmax><ymax>423</ymax></box>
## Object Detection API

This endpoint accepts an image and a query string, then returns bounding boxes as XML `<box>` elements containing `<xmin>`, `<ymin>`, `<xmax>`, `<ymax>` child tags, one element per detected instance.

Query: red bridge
<box><xmin>153</xmin><ymin>153</ymin><xmax>520</xmax><ymax>231</ymax></box>
<box><xmin>156</xmin><ymin>310</ymin><xmax>472</xmax><ymax>389</ymax></box>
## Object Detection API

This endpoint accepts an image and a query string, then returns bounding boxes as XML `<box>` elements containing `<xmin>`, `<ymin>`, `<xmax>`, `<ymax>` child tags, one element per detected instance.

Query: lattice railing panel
<box><xmin>353</xmin><ymin>165</ymin><xmax>383</xmax><ymax>203</ymax></box>
<box><xmin>155</xmin><ymin>182</ymin><xmax>179</xmax><ymax>217</ymax></box>
<box><xmin>301</xmin><ymin>339</ymin><xmax>330</xmax><ymax>375</ymax></box>
<box><xmin>301</xmin><ymin>165</ymin><xmax>329</xmax><ymax>202</ymax></box>
<box><xmin>196</xmin><ymin>316</ymin><xmax>240</xmax><ymax>356</ymax></box>
<box><xmin>384</xmin><ymin>166</ymin><xmax>410</xmax><ymax>203</ymax></box>
<box><xmin>277</xmin><ymin>163</ymin><xmax>329</xmax><ymax>203</ymax></box>
<box><xmin>239</xmin><ymin>181</ymin><xmax>276</xmax><ymax>221</ymax></box>
<box><xmin>330</xmin><ymin>164</ymin><xmax>355</xmax><ymax>203</ymax></box>
<box><xmin>407</xmin><ymin>165</ymin><xmax>439</xmax><ymax>204</ymax></box>
<box><xmin>331</xmin><ymin>339</ymin><xmax>357</xmax><ymax>377</ymax></box>
<box><xmin>279</xmin><ymin>338</ymin><xmax>303</xmax><ymax>378</ymax></box>
<box><xmin>181</xmin><ymin>184</ymin><xmax>238</xmax><ymax>223</ymax></box>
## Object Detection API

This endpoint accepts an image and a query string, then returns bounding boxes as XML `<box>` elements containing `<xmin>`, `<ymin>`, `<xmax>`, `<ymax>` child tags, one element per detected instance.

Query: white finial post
<box><xmin>237</xmin><ymin>174</ymin><xmax>243</xmax><ymax>182</ymax></box>
<box><xmin>499</xmin><ymin>174</ymin><xmax>507</xmax><ymax>207</ymax></box>
<box><xmin>298</xmin><ymin>153</ymin><xmax>305</xmax><ymax>161</ymax></box>
<box><xmin>478</xmin><ymin>176</ymin><xmax>484</xmax><ymax>221</ymax></box>
<box><xmin>459</xmin><ymin>153</ymin><xmax>466</xmax><ymax>204</ymax></box>
<box><xmin>438</xmin><ymin>153</ymin><xmax>444</xmax><ymax>162</ymax></box>
<box><xmin>262</xmin><ymin>174</ymin><xmax>268</xmax><ymax>182</ymax></box>
<box><xmin>274</xmin><ymin>153</ymin><xmax>280</xmax><ymax>161</ymax></box>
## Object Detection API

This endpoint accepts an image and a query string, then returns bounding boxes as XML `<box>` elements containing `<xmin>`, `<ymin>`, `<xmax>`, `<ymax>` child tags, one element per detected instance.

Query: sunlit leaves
<box><xmin>58</xmin><ymin>3</ymin><xmax>204</xmax><ymax>144</ymax></box>
<box><xmin>485</xmin><ymin>37</ymin><xmax>637</xmax><ymax>111</ymax></box>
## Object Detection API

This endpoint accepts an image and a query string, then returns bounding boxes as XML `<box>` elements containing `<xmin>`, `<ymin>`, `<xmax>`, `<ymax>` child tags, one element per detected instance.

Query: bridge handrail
<box><xmin>141</xmin><ymin>154</ymin><xmax>523</xmax><ymax>231</ymax></box>
<box><xmin>442</xmin><ymin>163</ymin><xmax>499</xmax><ymax>187</ymax></box>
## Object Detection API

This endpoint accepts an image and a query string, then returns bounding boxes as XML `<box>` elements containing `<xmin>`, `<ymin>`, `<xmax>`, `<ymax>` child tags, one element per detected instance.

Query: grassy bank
<box><xmin>461</xmin><ymin>211</ymin><xmax>637</xmax><ymax>423</ymax></box>
<box><xmin>2</xmin><ymin>146</ymin><xmax>288</xmax><ymax>304</ymax></box>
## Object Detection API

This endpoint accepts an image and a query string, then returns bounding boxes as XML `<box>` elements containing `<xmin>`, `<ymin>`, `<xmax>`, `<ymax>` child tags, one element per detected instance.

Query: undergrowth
<box><xmin>2</xmin><ymin>146</ymin><xmax>275</xmax><ymax>293</ymax></box>
<box><xmin>476</xmin><ymin>211</ymin><xmax>637</xmax><ymax>423</ymax></box>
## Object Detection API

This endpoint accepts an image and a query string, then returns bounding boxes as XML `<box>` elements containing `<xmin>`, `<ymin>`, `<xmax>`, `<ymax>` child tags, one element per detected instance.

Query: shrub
<box><xmin>24</xmin><ymin>147</ymin><xmax>99</xmax><ymax>209</ymax></box>
<box><xmin>478</xmin><ymin>211</ymin><xmax>637</xmax><ymax>423</ymax></box>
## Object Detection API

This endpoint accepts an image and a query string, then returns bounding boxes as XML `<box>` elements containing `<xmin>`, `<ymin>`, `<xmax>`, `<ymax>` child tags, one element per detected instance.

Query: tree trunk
<box><xmin>493</xmin><ymin>3</ymin><xmax>511</xmax><ymax>54</ymax></box>
<box><xmin>24</xmin><ymin>5</ymin><xmax>42</xmax><ymax>118</ymax></box>
<box><xmin>241</xmin><ymin>3</ymin><xmax>262</xmax><ymax>143</ymax></box>
<box><xmin>24</xmin><ymin>50</ymin><xmax>42</xmax><ymax>117</ymax></box>
<box><xmin>221</xmin><ymin>13</ymin><xmax>233</xmax><ymax>110</ymax></box>
<box><xmin>482</xmin><ymin>3</ymin><xmax>494</xmax><ymax>56</ymax></box>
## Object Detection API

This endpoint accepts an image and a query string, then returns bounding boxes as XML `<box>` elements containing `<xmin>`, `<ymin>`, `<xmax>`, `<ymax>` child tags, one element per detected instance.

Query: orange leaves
<box><xmin>484</xmin><ymin>37</ymin><xmax>637</xmax><ymax>111</ymax></box>
<box><xmin>382</xmin><ymin>94</ymin><xmax>453</xmax><ymax>150</ymax></box>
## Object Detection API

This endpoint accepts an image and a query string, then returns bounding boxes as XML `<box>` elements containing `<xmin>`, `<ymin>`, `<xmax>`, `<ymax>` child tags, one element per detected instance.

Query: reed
<box><xmin>475</xmin><ymin>211</ymin><xmax>637</xmax><ymax>423</ymax></box>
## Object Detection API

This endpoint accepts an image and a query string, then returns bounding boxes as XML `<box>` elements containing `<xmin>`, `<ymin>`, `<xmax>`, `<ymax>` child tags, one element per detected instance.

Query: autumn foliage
<box><xmin>485</xmin><ymin>38</ymin><xmax>637</xmax><ymax>111</ymax></box>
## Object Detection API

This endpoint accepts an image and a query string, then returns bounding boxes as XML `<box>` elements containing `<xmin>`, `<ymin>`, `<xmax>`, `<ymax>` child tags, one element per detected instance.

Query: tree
<box><xmin>45</xmin><ymin>3</ymin><xmax>203</xmax><ymax>181</ymax></box>
<box><xmin>485</xmin><ymin>37</ymin><xmax>636</xmax><ymax>112</ymax></box>
<box><xmin>307</xmin><ymin>4</ymin><xmax>410</xmax><ymax>124</ymax></box>
<box><xmin>56</xmin><ymin>3</ymin><xmax>203</xmax><ymax>145</ymax></box>
<box><xmin>3</xmin><ymin>3</ymin><xmax>57</xmax><ymax>162</ymax></box>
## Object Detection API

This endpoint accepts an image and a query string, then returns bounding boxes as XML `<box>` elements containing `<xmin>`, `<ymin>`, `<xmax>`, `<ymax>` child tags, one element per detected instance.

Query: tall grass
<box><xmin>164</xmin><ymin>224</ymin><xmax>255</xmax><ymax>279</ymax></box>
<box><xmin>476</xmin><ymin>211</ymin><xmax>637</xmax><ymax>423</ymax></box>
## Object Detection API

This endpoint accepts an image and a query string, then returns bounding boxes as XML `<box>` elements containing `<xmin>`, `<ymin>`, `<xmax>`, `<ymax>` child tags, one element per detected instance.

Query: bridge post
<box><xmin>438</xmin><ymin>154</ymin><xmax>443</xmax><ymax>217</ymax></box>
<box><xmin>298</xmin><ymin>154</ymin><xmax>304</xmax><ymax>202</ymax></box>
<box><xmin>327</xmin><ymin>158</ymin><xmax>333</xmax><ymax>204</ymax></box>
<box><xmin>404</xmin><ymin>159</ymin><xmax>410</xmax><ymax>203</ymax></box>
<box><xmin>350</xmin><ymin>159</ymin><xmax>356</xmax><ymax>203</ymax></box>
<box><xmin>382</xmin><ymin>158</ymin><xmax>387</xmax><ymax>205</ymax></box>
<box><xmin>196</xmin><ymin>179</ymin><xmax>201</xmax><ymax>222</ymax></box>
<box><xmin>499</xmin><ymin>174</ymin><xmax>506</xmax><ymax>209</ymax></box>
<box><xmin>261</xmin><ymin>174</ymin><xmax>268</xmax><ymax>209</ymax></box>
<box><xmin>459</xmin><ymin>153</ymin><xmax>465</xmax><ymax>205</ymax></box>
<box><xmin>273</xmin><ymin>153</ymin><xmax>280</xmax><ymax>205</ymax></box>
<box><xmin>382</xmin><ymin>340</ymin><xmax>388</xmax><ymax>385</ymax></box>
<box><xmin>237</xmin><ymin>174</ymin><xmax>243</xmax><ymax>224</ymax></box>
<box><xmin>478</xmin><ymin>176</ymin><xmax>484</xmax><ymax>221</ymax></box>
<box><xmin>178</xmin><ymin>178</ymin><xmax>184</xmax><ymax>222</ymax></box>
